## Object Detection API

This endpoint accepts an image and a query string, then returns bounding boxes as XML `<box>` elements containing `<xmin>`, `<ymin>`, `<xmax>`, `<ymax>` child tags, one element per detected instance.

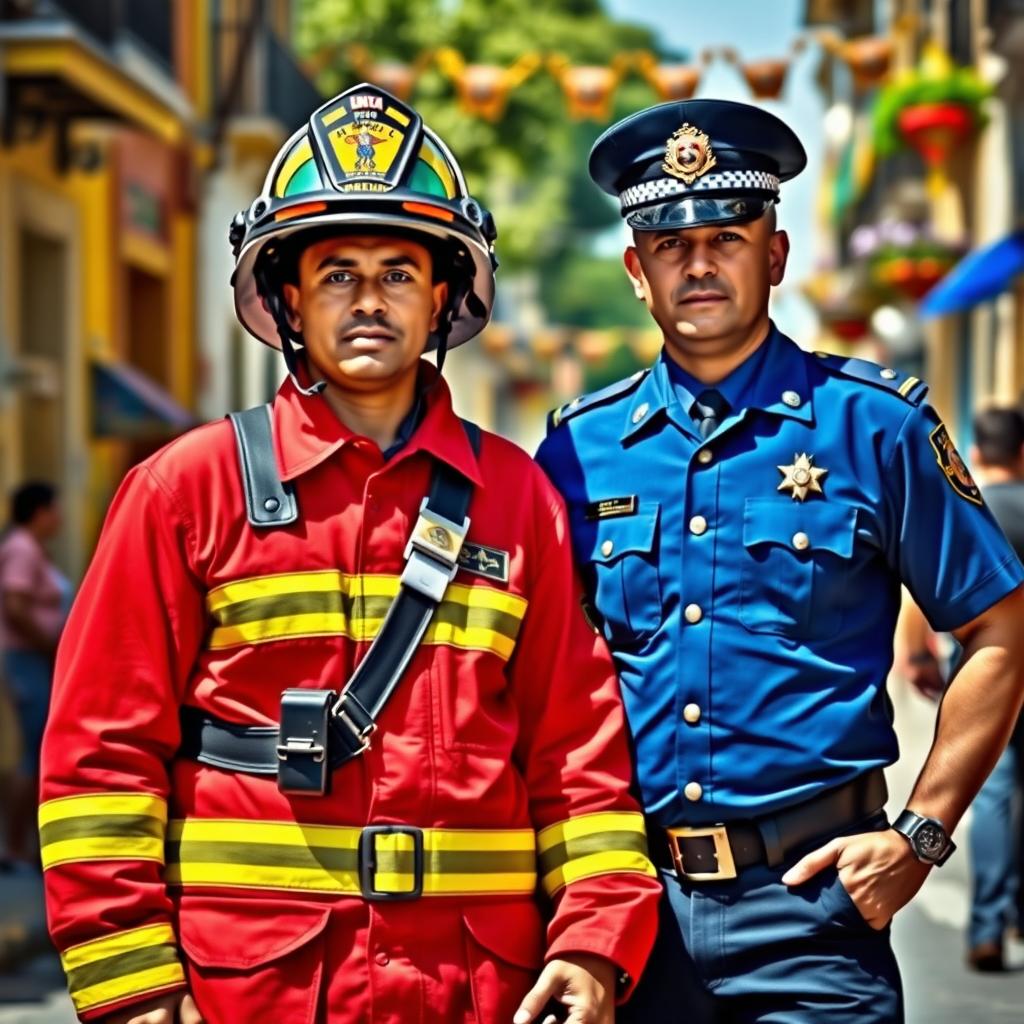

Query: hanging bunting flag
<box><xmin>818</xmin><ymin>32</ymin><xmax>893</xmax><ymax>92</ymax></box>
<box><xmin>633</xmin><ymin>52</ymin><xmax>702</xmax><ymax>101</ymax></box>
<box><xmin>435</xmin><ymin>48</ymin><xmax>542</xmax><ymax>121</ymax></box>
<box><xmin>721</xmin><ymin>39</ymin><xmax>805</xmax><ymax>100</ymax></box>
<box><xmin>346</xmin><ymin>44</ymin><xmax>435</xmax><ymax>100</ymax></box>
<box><xmin>548</xmin><ymin>55</ymin><xmax>629</xmax><ymax>121</ymax></box>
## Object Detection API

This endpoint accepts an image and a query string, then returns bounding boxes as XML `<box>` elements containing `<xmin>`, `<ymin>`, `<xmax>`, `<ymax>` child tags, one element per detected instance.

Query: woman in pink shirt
<box><xmin>0</xmin><ymin>482</ymin><xmax>69</xmax><ymax>864</ymax></box>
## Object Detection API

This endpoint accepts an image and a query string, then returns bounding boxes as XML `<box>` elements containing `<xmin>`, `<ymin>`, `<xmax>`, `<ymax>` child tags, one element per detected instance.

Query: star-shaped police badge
<box><xmin>777</xmin><ymin>453</ymin><xmax>827</xmax><ymax>501</ymax></box>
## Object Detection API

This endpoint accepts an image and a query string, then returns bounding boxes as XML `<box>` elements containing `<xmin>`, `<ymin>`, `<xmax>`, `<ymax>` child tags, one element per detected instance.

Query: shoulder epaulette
<box><xmin>811</xmin><ymin>351</ymin><xmax>929</xmax><ymax>406</ymax></box>
<box><xmin>547</xmin><ymin>369</ymin><xmax>650</xmax><ymax>432</ymax></box>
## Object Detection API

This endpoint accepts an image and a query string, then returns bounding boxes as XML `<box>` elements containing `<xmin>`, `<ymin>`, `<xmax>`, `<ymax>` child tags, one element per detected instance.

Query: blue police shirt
<box><xmin>536</xmin><ymin>324</ymin><xmax>1024</xmax><ymax>826</ymax></box>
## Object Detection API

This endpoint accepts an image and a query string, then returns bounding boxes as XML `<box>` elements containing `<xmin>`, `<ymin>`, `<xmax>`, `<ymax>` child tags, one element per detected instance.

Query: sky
<box><xmin>602</xmin><ymin>0</ymin><xmax>829</xmax><ymax>341</ymax></box>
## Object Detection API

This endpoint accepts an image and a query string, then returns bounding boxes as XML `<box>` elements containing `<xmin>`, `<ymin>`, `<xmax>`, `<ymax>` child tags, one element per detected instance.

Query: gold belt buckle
<box><xmin>667</xmin><ymin>824</ymin><xmax>738</xmax><ymax>882</ymax></box>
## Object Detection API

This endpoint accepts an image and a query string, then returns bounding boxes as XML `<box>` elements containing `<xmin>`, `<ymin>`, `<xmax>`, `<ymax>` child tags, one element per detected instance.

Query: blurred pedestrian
<box><xmin>895</xmin><ymin>406</ymin><xmax>1024</xmax><ymax>971</ymax></box>
<box><xmin>0</xmin><ymin>481</ymin><xmax>69</xmax><ymax>864</ymax></box>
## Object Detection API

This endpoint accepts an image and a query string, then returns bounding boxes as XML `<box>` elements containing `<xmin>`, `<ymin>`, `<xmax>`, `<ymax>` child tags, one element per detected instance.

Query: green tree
<box><xmin>294</xmin><ymin>0</ymin><xmax>674</xmax><ymax>278</ymax></box>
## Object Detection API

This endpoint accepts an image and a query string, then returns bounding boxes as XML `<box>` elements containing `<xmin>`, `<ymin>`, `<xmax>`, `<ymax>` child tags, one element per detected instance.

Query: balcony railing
<box><xmin>1</xmin><ymin>0</ymin><xmax>174</xmax><ymax>72</ymax></box>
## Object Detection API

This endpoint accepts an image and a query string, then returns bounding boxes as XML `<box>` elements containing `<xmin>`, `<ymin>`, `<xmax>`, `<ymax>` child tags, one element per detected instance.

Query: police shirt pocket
<box><xmin>463</xmin><ymin>900</ymin><xmax>543</xmax><ymax>1023</ymax></box>
<box><xmin>177</xmin><ymin>895</ymin><xmax>329</xmax><ymax>1024</ymax></box>
<box><xmin>586</xmin><ymin>505</ymin><xmax>663</xmax><ymax>645</ymax></box>
<box><xmin>739</xmin><ymin>498</ymin><xmax>857</xmax><ymax>640</ymax></box>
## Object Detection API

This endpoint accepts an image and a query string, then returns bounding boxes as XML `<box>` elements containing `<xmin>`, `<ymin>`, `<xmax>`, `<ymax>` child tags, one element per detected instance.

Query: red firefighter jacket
<box><xmin>39</xmin><ymin>365</ymin><xmax>660</xmax><ymax>1022</ymax></box>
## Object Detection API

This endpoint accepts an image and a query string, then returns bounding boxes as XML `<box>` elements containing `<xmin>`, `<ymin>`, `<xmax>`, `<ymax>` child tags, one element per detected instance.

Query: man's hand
<box><xmin>895</xmin><ymin>650</ymin><xmax>946</xmax><ymax>702</ymax></box>
<box><xmin>781</xmin><ymin>828</ymin><xmax>930</xmax><ymax>929</ymax></box>
<box><xmin>102</xmin><ymin>992</ymin><xmax>203</xmax><ymax>1024</ymax></box>
<box><xmin>513</xmin><ymin>953</ymin><xmax>617</xmax><ymax>1024</ymax></box>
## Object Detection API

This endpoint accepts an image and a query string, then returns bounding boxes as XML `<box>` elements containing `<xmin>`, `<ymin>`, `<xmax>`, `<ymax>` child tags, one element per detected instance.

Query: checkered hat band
<box><xmin>619</xmin><ymin>171</ymin><xmax>780</xmax><ymax>211</ymax></box>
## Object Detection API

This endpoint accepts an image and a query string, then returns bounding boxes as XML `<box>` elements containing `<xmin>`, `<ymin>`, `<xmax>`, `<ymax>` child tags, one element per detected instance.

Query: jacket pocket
<box><xmin>585</xmin><ymin>505</ymin><xmax>663</xmax><ymax>645</ymax></box>
<box><xmin>739</xmin><ymin>498</ymin><xmax>857</xmax><ymax>640</ymax></box>
<box><xmin>462</xmin><ymin>900</ymin><xmax>543</xmax><ymax>1023</ymax></box>
<box><xmin>177</xmin><ymin>895</ymin><xmax>329</xmax><ymax>1024</ymax></box>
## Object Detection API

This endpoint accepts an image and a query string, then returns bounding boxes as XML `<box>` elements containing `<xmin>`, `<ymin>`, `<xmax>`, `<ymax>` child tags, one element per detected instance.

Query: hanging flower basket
<box><xmin>872</xmin><ymin>44</ymin><xmax>991</xmax><ymax>169</ymax></box>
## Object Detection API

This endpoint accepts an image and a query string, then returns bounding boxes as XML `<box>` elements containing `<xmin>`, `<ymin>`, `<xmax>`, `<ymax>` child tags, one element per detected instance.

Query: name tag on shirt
<box><xmin>585</xmin><ymin>496</ymin><xmax>638</xmax><ymax>520</ymax></box>
<box><xmin>457</xmin><ymin>543</ymin><xmax>510</xmax><ymax>583</ymax></box>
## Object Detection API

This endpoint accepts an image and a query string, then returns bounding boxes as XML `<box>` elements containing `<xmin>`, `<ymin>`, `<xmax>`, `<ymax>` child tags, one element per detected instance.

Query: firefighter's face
<box><xmin>283</xmin><ymin>235</ymin><xmax>447</xmax><ymax>390</ymax></box>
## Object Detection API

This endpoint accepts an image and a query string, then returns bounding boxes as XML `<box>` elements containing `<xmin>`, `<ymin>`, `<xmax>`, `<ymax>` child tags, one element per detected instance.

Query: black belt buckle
<box><xmin>359</xmin><ymin>825</ymin><xmax>425</xmax><ymax>901</ymax></box>
<box><xmin>277</xmin><ymin>688</ymin><xmax>336</xmax><ymax>796</ymax></box>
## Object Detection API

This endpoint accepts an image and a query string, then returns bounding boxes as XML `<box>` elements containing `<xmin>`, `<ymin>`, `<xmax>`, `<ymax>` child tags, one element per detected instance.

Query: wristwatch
<box><xmin>892</xmin><ymin>810</ymin><xmax>956</xmax><ymax>866</ymax></box>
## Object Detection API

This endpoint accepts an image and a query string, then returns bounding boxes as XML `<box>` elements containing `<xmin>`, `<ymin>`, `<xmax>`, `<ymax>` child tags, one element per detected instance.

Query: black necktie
<box><xmin>691</xmin><ymin>389</ymin><xmax>730</xmax><ymax>439</ymax></box>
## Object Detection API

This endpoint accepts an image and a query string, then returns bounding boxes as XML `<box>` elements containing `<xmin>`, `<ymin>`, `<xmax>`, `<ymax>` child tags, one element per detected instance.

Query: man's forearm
<box><xmin>906</xmin><ymin>587</ymin><xmax>1024</xmax><ymax>832</ymax></box>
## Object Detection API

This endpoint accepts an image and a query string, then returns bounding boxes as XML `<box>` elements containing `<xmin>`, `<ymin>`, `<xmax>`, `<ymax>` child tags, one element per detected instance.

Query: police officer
<box><xmin>536</xmin><ymin>98</ymin><xmax>1024</xmax><ymax>1022</ymax></box>
<box><xmin>39</xmin><ymin>85</ymin><xmax>660</xmax><ymax>1024</ymax></box>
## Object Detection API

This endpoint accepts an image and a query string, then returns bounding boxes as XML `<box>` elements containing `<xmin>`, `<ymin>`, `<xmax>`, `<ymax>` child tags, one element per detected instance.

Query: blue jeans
<box><xmin>621</xmin><ymin>813</ymin><xmax>903</xmax><ymax>1023</ymax></box>
<box><xmin>968</xmin><ymin>738</ymin><xmax>1024</xmax><ymax>947</ymax></box>
<box><xmin>3</xmin><ymin>648</ymin><xmax>52</xmax><ymax>776</ymax></box>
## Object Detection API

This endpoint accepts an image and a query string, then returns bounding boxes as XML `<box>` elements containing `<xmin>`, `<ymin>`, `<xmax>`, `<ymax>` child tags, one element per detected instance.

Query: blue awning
<box><xmin>92</xmin><ymin>360</ymin><xmax>196</xmax><ymax>438</ymax></box>
<box><xmin>920</xmin><ymin>229</ymin><xmax>1024</xmax><ymax>318</ymax></box>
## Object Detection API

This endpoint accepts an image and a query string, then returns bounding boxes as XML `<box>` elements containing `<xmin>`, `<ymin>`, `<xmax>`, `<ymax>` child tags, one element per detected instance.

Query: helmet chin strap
<box><xmin>257</xmin><ymin>265</ymin><xmax>326</xmax><ymax>398</ymax></box>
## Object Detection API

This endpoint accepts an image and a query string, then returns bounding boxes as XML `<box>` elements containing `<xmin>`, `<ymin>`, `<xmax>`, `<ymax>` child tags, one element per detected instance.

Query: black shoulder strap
<box><xmin>328</xmin><ymin>418</ymin><xmax>481</xmax><ymax>763</ymax></box>
<box><xmin>227</xmin><ymin>405</ymin><xmax>298</xmax><ymax>527</ymax></box>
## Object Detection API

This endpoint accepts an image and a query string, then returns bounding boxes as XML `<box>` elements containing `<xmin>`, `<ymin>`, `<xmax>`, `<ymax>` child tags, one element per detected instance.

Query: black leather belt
<box><xmin>652</xmin><ymin>769</ymin><xmax>888</xmax><ymax>882</ymax></box>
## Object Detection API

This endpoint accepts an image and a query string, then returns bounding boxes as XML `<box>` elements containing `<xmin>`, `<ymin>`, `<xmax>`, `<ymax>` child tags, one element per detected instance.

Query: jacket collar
<box><xmin>620</xmin><ymin>322</ymin><xmax>813</xmax><ymax>442</ymax></box>
<box><xmin>272</xmin><ymin>361</ymin><xmax>483</xmax><ymax>487</ymax></box>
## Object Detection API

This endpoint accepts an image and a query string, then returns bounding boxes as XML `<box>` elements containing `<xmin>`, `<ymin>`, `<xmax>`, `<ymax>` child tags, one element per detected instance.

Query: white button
<box><xmin>684</xmin><ymin>603</ymin><xmax>703</xmax><ymax>624</ymax></box>
<box><xmin>689</xmin><ymin>515</ymin><xmax>708</xmax><ymax>536</ymax></box>
<box><xmin>792</xmin><ymin>531</ymin><xmax>810</xmax><ymax>551</ymax></box>
<box><xmin>684</xmin><ymin>781</ymin><xmax>703</xmax><ymax>802</ymax></box>
<box><xmin>683</xmin><ymin>703</ymin><xmax>701</xmax><ymax>724</ymax></box>
<box><xmin>632</xmin><ymin>402</ymin><xmax>650</xmax><ymax>424</ymax></box>
<box><xmin>697</xmin><ymin>449</ymin><xmax>713</xmax><ymax>465</ymax></box>
<box><xmin>601</xmin><ymin>539</ymin><xmax>614</xmax><ymax>557</ymax></box>
<box><xmin>782</xmin><ymin>390</ymin><xmax>801</xmax><ymax>408</ymax></box>
<box><xmin>880</xmin><ymin>368</ymin><xmax>898</xmax><ymax>380</ymax></box>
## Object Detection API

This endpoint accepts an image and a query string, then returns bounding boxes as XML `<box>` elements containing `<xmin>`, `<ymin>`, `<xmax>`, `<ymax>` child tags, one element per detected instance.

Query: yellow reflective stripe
<box><xmin>39</xmin><ymin>792</ymin><xmax>167</xmax><ymax>827</ymax></box>
<box><xmin>165</xmin><ymin>820</ymin><xmax>538</xmax><ymax>896</ymax></box>
<box><xmin>537</xmin><ymin>811</ymin><xmax>646</xmax><ymax>853</ymax></box>
<box><xmin>62</xmin><ymin>923</ymin><xmax>175</xmax><ymax>971</ymax></box>
<box><xmin>165</xmin><ymin>862</ymin><xmax>538</xmax><ymax>897</ymax></box>
<box><xmin>42</xmin><ymin>836</ymin><xmax>165</xmax><ymax>870</ymax></box>
<box><xmin>209</xmin><ymin>612</ymin><xmax>357</xmax><ymax>648</ymax></box>
<box><xmin>424</xmin><ymin>621</ymin><xmax>516</xmax><ymax>659</ymax></box>
<box><xmin>72</xmin><ymin>962</ymin><xmax>185</xmax><ymax>1014</ymax></box>
<box><xmin>386</xmin><ymin>105</ymin><xmax>411</xmax><ymax>127</ymax></box>
<box><xmin>273</xmin><ymin>137</ymin><xmax>314</xmax><ymax>197</ymax></box>
<box><xmin>166</xmin><ymin>819</ymin><xmax>362</xmax><ymax>848</ymax></box>
<box><xmin>541</xmin><ymin>850</ymin><xmax>657</xmax><ymax>898</ymax></box>
<box><xmin>207</xmin><ymin>573</ymin><xmax>527</xmax><ymax>617</ymax></box>
<box><xmin>207</xmin><ymin>570</ymin><xmax>355</xmax><ymax>612</ymax></box>
<box><xmin>40</xmin><ymin>793</ymin><xmax>167</xmax><ymax>870</ymax></box>
<box><xmin>206</xmin><ymin>572</ymin><xmax>527</xmax><ymax>658</ymax></box>
<box><xmin>165</xmin><ymin>861</ymin><xmax>363</xmax><ymax>893</ymax></box>
<box><xmin>536</xmin><ymin>811</ymin><xmax>655</xmax><ymax>897</ymax></box>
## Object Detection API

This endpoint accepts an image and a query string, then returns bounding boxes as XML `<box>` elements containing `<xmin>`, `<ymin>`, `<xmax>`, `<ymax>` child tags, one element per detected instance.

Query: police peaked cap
<box><xmin>589</xmin><ymin>98</ymin><xmax>807</xmax><ymax>230</ymax></box>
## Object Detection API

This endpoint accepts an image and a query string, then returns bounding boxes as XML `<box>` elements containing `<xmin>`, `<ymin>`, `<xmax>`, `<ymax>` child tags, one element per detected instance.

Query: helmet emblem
<box><xmin>662</xmin><ymin>123</ymin><xmax>717</xmax><ymax>184</ymax></box>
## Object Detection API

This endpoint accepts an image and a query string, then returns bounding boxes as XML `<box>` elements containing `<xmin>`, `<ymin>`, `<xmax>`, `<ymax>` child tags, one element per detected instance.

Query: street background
<box><xmin>1</xmin><ymin>0</ymin><xmax>1023</xmax><ymax>1019</ymax></box>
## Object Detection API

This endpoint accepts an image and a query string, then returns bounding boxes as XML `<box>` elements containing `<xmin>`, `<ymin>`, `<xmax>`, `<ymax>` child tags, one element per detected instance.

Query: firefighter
<box><xmin>39</xmin><ymin>84</ymin><xmax>660</xmax><ymax>1024</ymax></box>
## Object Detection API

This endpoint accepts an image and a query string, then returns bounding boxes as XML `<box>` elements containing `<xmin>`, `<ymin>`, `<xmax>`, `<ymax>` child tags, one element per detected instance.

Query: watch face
<box><xmin>915</xmin><ymin>822</ymin><xmax>947</xmax><ymax>859</ymax></box>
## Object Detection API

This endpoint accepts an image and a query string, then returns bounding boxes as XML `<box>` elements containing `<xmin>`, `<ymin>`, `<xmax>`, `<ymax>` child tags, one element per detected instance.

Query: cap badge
<box><xmin>777</xmin><ymin>453</ymin><xmax>827</xmax><ymax>501</ymax></box>
<box><xmin>662</xmin><ymin>123</ymin><xmax>717</xmax><ymax>184</ymax></box>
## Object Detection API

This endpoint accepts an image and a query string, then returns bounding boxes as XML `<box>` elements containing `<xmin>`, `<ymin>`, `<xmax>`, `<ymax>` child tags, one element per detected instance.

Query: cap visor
<box><xmin>627</xmin><ymin>196</ymin><xmax>775</xmax><ymax>231</ymax></box>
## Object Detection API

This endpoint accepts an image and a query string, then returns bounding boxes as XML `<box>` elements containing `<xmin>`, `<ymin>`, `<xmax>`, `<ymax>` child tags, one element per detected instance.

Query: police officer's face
<box><xmin>283</xmin><ymin>235</ymin><xmax>448</xmax><ymax>391</ymax></box>
<box><xmin>624</xmin><ymin>213</ymin><xmax>789</xmax><ymax>355</ymax></box>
